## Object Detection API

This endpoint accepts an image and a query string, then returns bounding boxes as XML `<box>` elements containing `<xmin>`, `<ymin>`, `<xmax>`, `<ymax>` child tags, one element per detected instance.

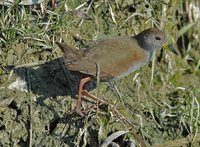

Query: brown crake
<box><xmin>56</xmin><ymin>27</ymin><xmax>177</xmax><ymax>116</ymax></box>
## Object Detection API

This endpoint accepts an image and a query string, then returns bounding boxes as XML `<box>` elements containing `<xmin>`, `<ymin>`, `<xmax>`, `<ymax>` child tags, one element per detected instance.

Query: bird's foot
<box><xmin>76</xmin><ymin>101</ymin><xmax>105</xmax><ymax>117</ymax></box>
<box><xmin>76</xmin><ymin>105</ymin><xmax>95</xmax><ymax>117</ymax></box>
<box><xmin>76</xmin><ymin>108</ymin><xmax>87</xmax><ymax>117</ymax></box>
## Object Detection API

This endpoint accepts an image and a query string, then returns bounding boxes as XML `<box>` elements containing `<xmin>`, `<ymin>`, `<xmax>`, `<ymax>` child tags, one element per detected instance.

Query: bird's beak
<box><xmin>162</xmin><ymin>43</ymin><xmax>178</xmax><ymax>55</ymax></box>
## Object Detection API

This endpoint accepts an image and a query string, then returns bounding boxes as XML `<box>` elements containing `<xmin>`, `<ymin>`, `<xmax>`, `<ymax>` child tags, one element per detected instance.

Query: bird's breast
<box><xmin>112</xmin><ymin>49</ymin><xmax>151</xmax><ymax>80</ymax></box>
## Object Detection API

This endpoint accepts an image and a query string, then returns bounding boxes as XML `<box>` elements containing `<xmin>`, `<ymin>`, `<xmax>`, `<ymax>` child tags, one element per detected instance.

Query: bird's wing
<box><xmin>66</xmin><ymin>36</ymin><xmax>148</xmax><ymax>80</ymax></box>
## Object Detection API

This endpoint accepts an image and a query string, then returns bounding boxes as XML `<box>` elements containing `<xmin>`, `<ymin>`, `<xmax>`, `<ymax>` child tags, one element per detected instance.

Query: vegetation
<box><xmin>0</xmin><ymin>0</ymin><xmax>199</xmax><ymax>146</ymax></box>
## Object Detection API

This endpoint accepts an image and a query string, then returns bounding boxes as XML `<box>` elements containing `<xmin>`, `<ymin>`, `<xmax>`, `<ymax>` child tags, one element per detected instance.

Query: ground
<box><xmin>0</xmin><ymin>0</ymin><xmax>200</xmax><ymax>146</ymax></box>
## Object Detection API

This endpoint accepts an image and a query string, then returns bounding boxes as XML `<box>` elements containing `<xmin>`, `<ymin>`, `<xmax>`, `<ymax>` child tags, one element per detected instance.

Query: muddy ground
<box><xmin>0</xmin><ymin>0</ymin><xmax>200</xmax><ymax>146</ymax></box>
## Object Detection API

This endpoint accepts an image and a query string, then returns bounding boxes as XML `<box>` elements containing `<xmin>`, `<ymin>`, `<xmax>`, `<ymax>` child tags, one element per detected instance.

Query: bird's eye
<box><xmin>155</xmin><ymin>36</ymin><xmax>161</xmax><ymax>40</ymax></box>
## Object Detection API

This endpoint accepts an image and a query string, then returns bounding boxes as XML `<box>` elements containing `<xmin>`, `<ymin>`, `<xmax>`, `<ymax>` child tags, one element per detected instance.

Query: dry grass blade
<box><xmin>100</xmin><ymin>131</ymin><xmax>129</xmax><ymax>147</ymax></box>
<box><xmin>0</xmin><ymin>0</ymin><xmax>199</xmax><ymax>146</ymax></box>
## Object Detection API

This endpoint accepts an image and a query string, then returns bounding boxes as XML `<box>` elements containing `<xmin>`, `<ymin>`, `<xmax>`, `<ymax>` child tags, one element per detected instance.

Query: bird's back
<box><xmin>64</xmin><ymin>36</ymin><xmax>150</xmax><ymax>81</ymax></box>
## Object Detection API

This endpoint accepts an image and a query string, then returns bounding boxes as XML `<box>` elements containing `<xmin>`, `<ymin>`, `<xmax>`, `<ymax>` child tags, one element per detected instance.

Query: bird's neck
<box><xmin>133</xmin><ymin>35</ymin><xmax>155</xmax><ymax>62</ymax></box>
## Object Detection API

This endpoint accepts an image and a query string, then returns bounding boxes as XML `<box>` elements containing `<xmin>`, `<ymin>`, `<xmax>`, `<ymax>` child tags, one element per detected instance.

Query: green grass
<box><xmin>0</xmin><ymin>0</ymin><xmax>200</xmax><ymax>146</ymax></box>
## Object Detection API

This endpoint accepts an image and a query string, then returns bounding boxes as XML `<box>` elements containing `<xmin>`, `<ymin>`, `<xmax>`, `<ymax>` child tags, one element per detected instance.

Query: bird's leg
<box><xmin>51</xmin><ymin>0</ymin><xmax>56</xmax><ymax>8</ymax></box>
<box><xmin>83</xmin><ymin>90</ymin><xmax>107</xmax><ymax>115</ymax></box>
<box><xmin>76</xmin><ymin>77</ymin><xmax>92</xmax><ymax>117</ymax></box>
<box><xmin>76</xmin><ymin>76</ymin><xmax>105</xmax><ymax>117</ymax></box>
<box><xmin>82</xmin><ymin>90</ymin><xmax>105</xmax><ymax>104</ymax></box>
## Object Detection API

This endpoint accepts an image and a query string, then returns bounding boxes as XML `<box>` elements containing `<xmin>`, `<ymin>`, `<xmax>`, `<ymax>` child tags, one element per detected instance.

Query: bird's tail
<box><xmin>56</xmin><ymin>41</ymin><xmax>75</xmax><ymax>52</ymax></box>
<box><xmin>56</xmin><ymin>41</ymin><xmax>85</xmax><ymax>65</ymax></box>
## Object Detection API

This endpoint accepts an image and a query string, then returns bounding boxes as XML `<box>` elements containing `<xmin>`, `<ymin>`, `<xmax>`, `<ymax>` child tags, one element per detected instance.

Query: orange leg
<box><xmin>76</xmin><ymin>77</ymin><xmax>104</xmax><ymax>117</ymax></box>
<box><xmin>82</xmin><ymin>90</ymin><xmax>105</xmax><ymax>104</ymax></box>
<box><xmin>76</xmin><ymin>77</ymin><xmax>92</xmax><ymax>117</ymax></box>
<box><xmin>52</xmin><ymin>0</ymin><xmax>56</xmax><ymax>8</ymax></box>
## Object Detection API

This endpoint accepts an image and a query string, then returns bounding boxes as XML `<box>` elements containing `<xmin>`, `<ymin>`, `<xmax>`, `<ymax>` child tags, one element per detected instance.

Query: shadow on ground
<box><xmin>2</xmin><ymin>57</ymin><xmax>99</xmax><ymax>146</ymax></box>
<box><xmin>6</xmin><ymin>57</ymin><xmax>97</xmax><ymax>98</ymax></box>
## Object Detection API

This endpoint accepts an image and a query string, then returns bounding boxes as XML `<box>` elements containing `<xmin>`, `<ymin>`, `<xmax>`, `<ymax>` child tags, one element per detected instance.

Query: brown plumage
<box><xmin>56</xmin><ymin>27</ymin><xmax>177</xmax><ymax>116</ymax></box>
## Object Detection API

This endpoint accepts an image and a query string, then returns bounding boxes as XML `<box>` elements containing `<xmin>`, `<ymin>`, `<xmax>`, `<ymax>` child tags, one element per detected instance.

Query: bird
<box><xmin>56</xmin><ymin>27</ymin><xmax>177</xmax><ymax>117</ymax></box>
